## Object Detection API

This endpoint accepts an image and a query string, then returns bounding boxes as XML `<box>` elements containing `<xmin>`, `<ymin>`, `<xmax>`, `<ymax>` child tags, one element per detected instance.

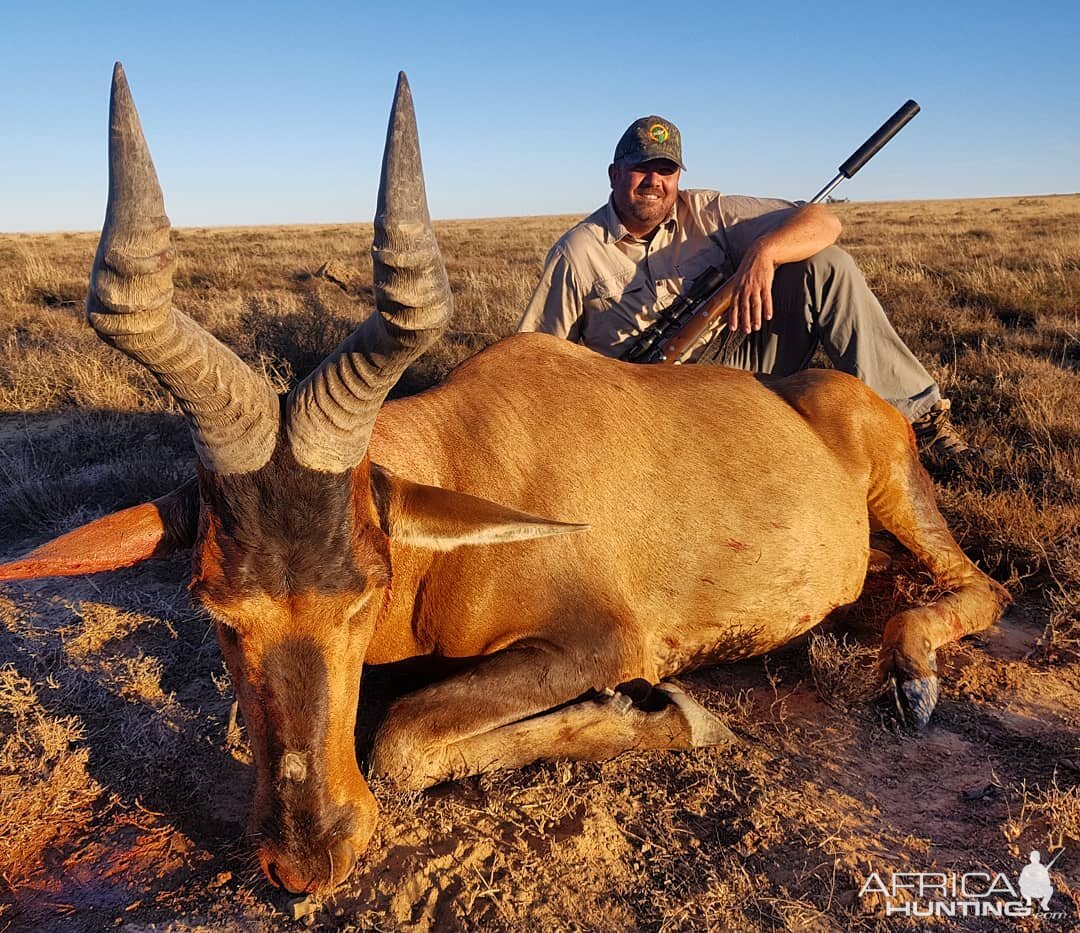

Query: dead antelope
<box><xmin>0</xmin><ymin>65</ymin><xmax>1009</xmax><ymax>895</ymax></box>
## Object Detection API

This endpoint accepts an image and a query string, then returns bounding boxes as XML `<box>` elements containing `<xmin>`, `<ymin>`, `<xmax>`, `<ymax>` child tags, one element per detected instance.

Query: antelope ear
<box><xmin>370</xmin><ymin>465</ymin><xmax>588</xmax><ymax>551</ymax></box>
<box><xmin>0</xmin><ymin>478</ymin><xmax>199</xmax><ymax>582</ymax></box>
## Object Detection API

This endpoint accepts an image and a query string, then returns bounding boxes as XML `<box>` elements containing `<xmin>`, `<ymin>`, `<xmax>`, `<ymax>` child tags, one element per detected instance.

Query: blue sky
<box><xmin>1</xmin><ymin>0</ymin><xmax>1077</xmax><ymax>232</ymax></box>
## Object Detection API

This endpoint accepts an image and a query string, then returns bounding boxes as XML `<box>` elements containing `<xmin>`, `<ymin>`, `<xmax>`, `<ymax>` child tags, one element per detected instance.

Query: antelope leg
<box><xmin>370</xmin><ymin>642</ymin><xmax>734</xmax><ymax>790</ymax></box>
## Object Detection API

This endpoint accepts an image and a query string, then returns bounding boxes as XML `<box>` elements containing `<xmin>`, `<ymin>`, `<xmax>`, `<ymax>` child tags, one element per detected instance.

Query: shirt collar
<box><xmin>601</xmin><ymin>195</ymin><xmax>680</xmax><ymax>244</ymax></box>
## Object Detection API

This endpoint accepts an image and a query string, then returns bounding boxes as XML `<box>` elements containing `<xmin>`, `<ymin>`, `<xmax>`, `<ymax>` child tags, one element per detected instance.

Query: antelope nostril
<box><xmin>264</xmin><ymin>857</ymin><xmax>314</xmax><ymax>894</ymax></box>
<box><xmin>266</xmin><ymin>861</ymin><xmax>285</xmax><ymax>890</ymax></box>
<box><xmin>329</xmin><ymin>837</ymin><xmax>356</xmax><ymax>885</ymax></box>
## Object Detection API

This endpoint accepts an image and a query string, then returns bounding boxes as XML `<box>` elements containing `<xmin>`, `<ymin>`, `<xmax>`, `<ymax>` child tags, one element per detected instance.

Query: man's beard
<box><xmin>626</xmin><ymin>188</ymin><xmax>672</xmax><ymax>225</ymax></box>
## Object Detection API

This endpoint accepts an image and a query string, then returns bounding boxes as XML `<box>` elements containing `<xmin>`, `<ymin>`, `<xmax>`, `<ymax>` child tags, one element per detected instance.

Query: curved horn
<box><xmin>87</xmin><ymin>63</ymin><xmax>279</xmax><ymax>474</ymax></box>
<box><xmin>286</xmin><ymin>72</ymin><xmax>452</xmax><ymax>473</ymax></box>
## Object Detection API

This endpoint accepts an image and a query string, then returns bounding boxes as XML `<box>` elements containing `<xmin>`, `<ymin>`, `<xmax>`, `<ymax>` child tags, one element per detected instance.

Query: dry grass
<box><xmin>0</xmin><ymin>663</ymin><xmax>100</xmax><ymax>888</ymax></box>
<box><xmin>1005</xmin><ymin>774</ymin><xmax>1080</xmax><ymax>855</ymax></box>
<box><xmin>807</xmin><ymin>632</ymin><xmax>882</xmax><ymax>711</ymax></box>
<box><xmin>0</xmin><ymin>194</ymin><xmax>1078</xmax><ymax>930</ymax></box>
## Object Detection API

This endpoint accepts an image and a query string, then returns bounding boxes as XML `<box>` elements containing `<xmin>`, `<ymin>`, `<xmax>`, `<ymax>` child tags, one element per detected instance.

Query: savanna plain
<box><xmin>0</xmin><ymin>194</ymin><xmax>1077</xmax><ymax>931</ymax></box>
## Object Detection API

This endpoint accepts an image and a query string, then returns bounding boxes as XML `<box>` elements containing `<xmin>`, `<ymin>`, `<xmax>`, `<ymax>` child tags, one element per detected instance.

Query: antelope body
<box><xmin>0</xmin><ymin>66</ymin><xmax>1009</xmax><ymax>895</ymax></box>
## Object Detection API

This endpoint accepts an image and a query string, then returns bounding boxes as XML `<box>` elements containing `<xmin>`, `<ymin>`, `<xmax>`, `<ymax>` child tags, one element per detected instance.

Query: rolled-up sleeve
<box><xmin>716</xmin><ymin>195</ymin><xmax>803</xmax><ymax>267</ymax></box>
<box><xmin>517</xmin><ymin>247</ymin><xmax>584</xmax><ymax>342</ymax></box>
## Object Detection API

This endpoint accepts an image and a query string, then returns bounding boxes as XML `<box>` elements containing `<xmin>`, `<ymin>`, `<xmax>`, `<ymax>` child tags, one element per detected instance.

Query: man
<box><xmin>517</xmin><ymin>115</ymin><xmax>973</xmax><ymax>463</ymax></box>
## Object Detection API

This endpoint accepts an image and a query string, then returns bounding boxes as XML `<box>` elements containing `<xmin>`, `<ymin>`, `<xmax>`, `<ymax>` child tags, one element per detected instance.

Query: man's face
<box><xmin>608</xmin><ymin>158</ymin><xmax>680</xmax><ymax>236</ymax></box>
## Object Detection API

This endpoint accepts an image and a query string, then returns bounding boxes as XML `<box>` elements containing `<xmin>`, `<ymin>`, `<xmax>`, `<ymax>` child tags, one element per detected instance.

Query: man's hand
<box><xmin>727</xmin><ymin>203</ymin><xmax>842</xmax><ymax>334</ymax></box>
<box><xmin>729</xmin><ymin>244</ymin><xmax>776</xmax><ymax>334</ymax></box>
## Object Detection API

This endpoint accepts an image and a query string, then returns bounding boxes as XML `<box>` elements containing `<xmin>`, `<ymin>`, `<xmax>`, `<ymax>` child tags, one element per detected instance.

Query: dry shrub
<box><xmin>807</xmin><ymin>632</ymin><xmax>881</xmax><ymax>710</ymax></box>
<box><xmin>0</xmin><ymin>664</ymin><xmax>102</xmax><ymax>887</ymax></box>
<box><xmin>0</xmin><ymin>245</ymin><xmax>84</xmax><ymax>310</ymax></box>
<box><xmin>0</xmin><ymin>412</ymin><xmax>190</xmax><ymax>541</ymax></box>
<box><xmin>1033</xmin><ymin>780</ymin><xmax>1080</xmax><ymax>854</ymax></box>
<box><xmin>233</xmin><ymin>289</ymin><xmax>360</xmax><ymax>385</ymax></box>
<box><xmin>1046</xmin><ymin>585</ymin><xmax>1080</xmax><ymax>660</ymax></box>
<box><xmin>60</xmin><ymin>603</ymin><xmax>147</xmax><ymax>660</ymax></box>
<box><xmin>1004</xmin><ymin>775</ymin><xmax>1080</xmax><ymax>855</ymax></box>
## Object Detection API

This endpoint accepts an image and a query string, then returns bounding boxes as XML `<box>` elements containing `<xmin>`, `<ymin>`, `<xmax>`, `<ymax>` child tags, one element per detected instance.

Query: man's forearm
<box><xmin>748</xmin><ymin>203</ymin><xmax>841</xmax><ymax>268</ymax></box>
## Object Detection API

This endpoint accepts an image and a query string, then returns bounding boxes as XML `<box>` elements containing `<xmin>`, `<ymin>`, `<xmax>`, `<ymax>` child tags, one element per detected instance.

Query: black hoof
<box><xmin>889</xmin><ymin>673</ymin><xmax>940</xmax><ymax>731</ymax></box>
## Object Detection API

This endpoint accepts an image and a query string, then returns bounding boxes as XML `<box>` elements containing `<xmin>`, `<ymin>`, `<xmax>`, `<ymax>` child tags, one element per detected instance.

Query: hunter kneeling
<box><xmin>518</xmin><ymin>115</ymin><xmax>973</xmax><ymax>465</ymax></box>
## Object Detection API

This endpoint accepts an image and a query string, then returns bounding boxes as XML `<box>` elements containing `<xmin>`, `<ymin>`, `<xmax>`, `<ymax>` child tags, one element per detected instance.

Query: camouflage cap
<box><xmin>613</xmin><ymin>116</ymin><xmax>685</xmax><ymax>170</ymax></box>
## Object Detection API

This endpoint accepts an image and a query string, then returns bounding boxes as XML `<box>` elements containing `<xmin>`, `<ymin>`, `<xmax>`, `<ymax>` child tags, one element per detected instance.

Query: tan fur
<box><xmin>371</xmin><ymin>337</ymin><xmax>876</xmax><ymax>672</ymax></box>
<box><xmin>358</xmin><ymin>335</ymin><xmax>1008</xmax><ymax>791</ymax></box>
<box><xmin>0</xmin><ymin>332</ymin><xmax>1009</xmax><ymax>894</ymax></box>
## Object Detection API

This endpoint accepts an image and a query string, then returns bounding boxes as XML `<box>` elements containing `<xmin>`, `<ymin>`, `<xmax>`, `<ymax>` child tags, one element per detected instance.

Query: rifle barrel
<box><xmin>810</xmin><ymin>172</ymin><xmax>845</xmax><ymax>205</ymax></box>
<box><xmin>838</xmin><ymin>99</ymin><xmax>920</xmax><ymax>180</ymax></box>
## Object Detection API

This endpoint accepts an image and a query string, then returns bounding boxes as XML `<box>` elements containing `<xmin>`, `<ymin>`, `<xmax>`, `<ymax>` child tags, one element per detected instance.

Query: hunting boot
<box><xmin>912</xmin><ymin>399</ymin><xmax>980</xmax><ymax>466</ymax></box>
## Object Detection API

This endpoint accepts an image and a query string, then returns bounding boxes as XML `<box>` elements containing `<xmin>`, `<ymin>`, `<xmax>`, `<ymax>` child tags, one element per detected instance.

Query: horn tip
<box><xmin>393</xmin><ymin>72</ymin><xmax>413</xmax><ymax>107</ymax></box>
<box><xmin>110</xmin><ymin>62</ymin><xmax>133</xmax><ymax>109</ymax></box>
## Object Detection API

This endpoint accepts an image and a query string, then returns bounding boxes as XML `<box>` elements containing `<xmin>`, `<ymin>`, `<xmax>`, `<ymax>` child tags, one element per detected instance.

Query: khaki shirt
<box><xmin>518</xmin><ymin>189</ymin><xmax>799</xmax><ymax>360</ymax></box>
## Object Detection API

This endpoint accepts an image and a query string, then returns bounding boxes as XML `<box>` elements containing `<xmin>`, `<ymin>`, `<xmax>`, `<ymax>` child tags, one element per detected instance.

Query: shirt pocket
<box><xmin>585</xmin><ymin>273</ymin><xmax>647</xmax><ymax>316</ymax></box>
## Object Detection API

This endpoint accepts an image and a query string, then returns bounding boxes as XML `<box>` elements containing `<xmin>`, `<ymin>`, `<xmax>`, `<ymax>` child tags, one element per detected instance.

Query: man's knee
<box><xmin>803</xmin><ymin>244</ymin><xmax>861</xmax><ymax>279</ymax></box>
<box><xmin>796</xmin><ymin>245</ymin><xmax>881</xmax><ymax>324</ymax></box>
<box><xmin>774</xmin><ymin>245</ymin><xmax>864</xmax><ymax>300</ymax></box>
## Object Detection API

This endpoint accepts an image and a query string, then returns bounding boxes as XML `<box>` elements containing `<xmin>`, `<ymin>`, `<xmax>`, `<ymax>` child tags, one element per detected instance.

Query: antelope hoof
<box><xmin>886</xmin><ymin>659</ymin><xmax>940</xmax><ymax>732</ymax></box>
<box><xmin>889</xmin><ymin>673</ymin><xmax>940</xmax><ymax>731</ymax></box>
<box><xmin>655</xmin><ymin>682</ymin><xmax>738</xmax><ymax>747</ymax></box>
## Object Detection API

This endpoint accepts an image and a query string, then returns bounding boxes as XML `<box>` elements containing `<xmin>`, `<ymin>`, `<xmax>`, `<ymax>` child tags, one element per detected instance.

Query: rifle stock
<box><xmin>653</xmin><ymin>276</ymin><xmax>737</xmax><ymax>363</ymax></box>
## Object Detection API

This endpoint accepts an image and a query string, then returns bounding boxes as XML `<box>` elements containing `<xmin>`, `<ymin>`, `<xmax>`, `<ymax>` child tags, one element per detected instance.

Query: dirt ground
<box><xmin>0</xmin><ymin>197</ymin><xmax>1077</xmax><ymax>930</ymax></box>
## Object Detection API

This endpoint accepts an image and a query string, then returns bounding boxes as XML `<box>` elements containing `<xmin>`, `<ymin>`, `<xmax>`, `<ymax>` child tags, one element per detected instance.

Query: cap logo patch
<box><xmin>649</xmin><ymin>123</ymin><xmax>669</xmax><ymax>144</ymax></box>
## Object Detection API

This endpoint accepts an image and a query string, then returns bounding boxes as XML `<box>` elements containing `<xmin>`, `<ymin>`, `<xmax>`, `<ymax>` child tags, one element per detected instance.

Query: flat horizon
<box><xmin>4</xmin><ymin>191</ymin><xmax>1078</xmax><ymax>238</ymax></box>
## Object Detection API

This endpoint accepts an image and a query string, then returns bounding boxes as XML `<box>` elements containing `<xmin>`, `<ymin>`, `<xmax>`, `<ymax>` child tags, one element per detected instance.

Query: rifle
<box><xmin>622</xmin><ymin>99</ymin><xmax>921</xmax><ymax>365</ymax></box>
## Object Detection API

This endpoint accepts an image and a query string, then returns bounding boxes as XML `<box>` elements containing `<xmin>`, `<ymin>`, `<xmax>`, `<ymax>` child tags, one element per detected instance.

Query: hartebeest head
<box><xmin>0</xmin><ymin>65</ymin><xmax>584</xmax><ymax>894</ymax></box>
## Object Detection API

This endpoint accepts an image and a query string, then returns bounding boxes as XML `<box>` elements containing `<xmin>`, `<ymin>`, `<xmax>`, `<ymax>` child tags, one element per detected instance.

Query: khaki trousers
<box><xmin>702</xmin><ymin>246</ymin><xmax>940</xmax><ymax>421</ymax></box>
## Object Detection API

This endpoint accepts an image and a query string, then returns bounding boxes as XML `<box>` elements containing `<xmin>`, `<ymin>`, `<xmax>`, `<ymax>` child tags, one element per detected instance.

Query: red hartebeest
<box><xmin>0</xmin><ymin>65</ymin><xmax>1008</xmax><ymax>895</ymax></box>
